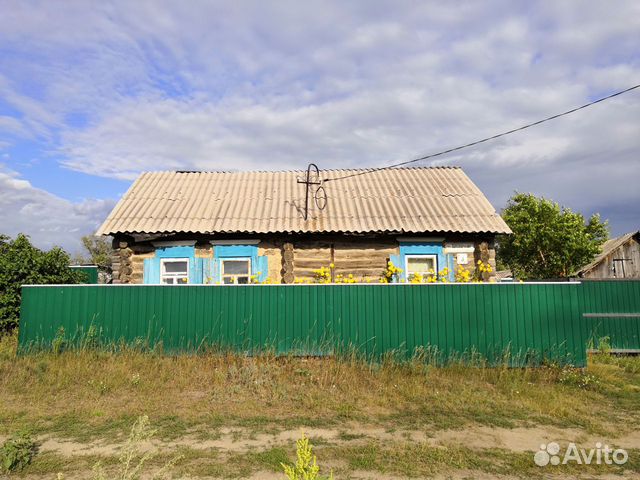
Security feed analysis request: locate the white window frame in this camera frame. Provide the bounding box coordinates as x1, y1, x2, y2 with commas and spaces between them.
405, 254, 438, 283
221, 257, 252, 285
160, 258, 190, 285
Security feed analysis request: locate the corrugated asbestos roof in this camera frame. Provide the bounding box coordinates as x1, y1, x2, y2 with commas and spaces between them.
96, 167, 512, 236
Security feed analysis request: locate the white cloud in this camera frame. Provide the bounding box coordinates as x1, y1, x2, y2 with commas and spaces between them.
0, 168, 115, 253
0, 1, 639, 238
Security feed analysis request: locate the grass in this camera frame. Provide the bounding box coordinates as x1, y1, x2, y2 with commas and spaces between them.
329, 442, 640, 477
1, 332, 640, 478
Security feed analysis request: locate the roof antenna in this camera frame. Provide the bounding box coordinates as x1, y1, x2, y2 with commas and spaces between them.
297, 163, 326, 220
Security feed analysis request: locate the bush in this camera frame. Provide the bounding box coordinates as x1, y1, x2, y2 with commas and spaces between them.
0, 432, 36, 473
0, 233, 84, 334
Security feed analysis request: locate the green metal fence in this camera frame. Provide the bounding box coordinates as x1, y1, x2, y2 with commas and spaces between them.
19, 281, 640, 366
578, 280, 640, 352
69, 265, 99, 284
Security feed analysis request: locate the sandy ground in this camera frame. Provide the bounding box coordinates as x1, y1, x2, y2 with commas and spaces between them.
4, 423, 640, 479
24, 423, 640, 457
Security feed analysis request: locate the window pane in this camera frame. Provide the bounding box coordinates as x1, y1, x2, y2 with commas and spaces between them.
163, 260, 188, 274
223, 260, 249, 275
237, 276, 249, 284
407, 257, 435, 273
162, 278, 174, 285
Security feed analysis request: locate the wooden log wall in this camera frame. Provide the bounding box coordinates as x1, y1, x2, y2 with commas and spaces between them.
282, 242, 295, 284
476, 241, 497, 281
292, 242, 333, 281
258, 241, 282, 282
129, 243, 155, 284
333, 241, 397, 282
115, 236, 499, 284
112, 241, 133, 284
293, 240, 397, 283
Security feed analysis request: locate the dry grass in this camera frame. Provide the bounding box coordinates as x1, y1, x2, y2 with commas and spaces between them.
1, 332, 640, 478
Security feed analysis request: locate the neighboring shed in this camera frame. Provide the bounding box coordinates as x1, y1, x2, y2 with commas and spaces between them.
96, 167, 511, 285
578, 231, 640, 279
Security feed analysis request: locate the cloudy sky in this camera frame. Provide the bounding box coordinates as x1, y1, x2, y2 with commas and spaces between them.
0, 1, 639, 253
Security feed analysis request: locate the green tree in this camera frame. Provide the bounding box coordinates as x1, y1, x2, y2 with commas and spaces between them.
73, 235, 113, 273
497, 193, 608, 279
0, 234, 84, 334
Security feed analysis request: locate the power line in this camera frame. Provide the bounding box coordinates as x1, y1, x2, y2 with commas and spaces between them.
322, 83, 640, 183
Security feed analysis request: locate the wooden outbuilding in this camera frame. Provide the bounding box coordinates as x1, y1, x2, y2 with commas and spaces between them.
578, 231, 640, 279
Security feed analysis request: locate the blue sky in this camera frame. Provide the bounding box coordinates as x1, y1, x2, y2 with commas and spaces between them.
0, 1, 639, 253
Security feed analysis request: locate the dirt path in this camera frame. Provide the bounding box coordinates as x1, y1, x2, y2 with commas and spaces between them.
6, 423, 639, 479
25, 422, 640, 457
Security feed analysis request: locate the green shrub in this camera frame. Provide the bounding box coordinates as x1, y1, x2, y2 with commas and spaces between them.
0, 432, 36, 473
0, 233, 83, 334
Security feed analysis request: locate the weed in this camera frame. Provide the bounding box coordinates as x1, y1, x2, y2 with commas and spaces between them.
88, 378, 110, 395
597, 336, 612, 354
558, 366, 600, 390
130, 373, 141, 387
82, 324, 100, 350
52, 327, 66, 354
282, 431, 333, 480
91, 415, 181, 480
0, 431, 36, 473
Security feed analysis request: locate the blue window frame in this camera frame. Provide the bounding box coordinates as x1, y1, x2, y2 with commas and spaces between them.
143, 242, 268, 285
159, 257, 190, 284
219, 257, 252, 284
211, 243, 268, 284
143, 244, 208, 284
390, 240, 454, 282
404, 254, 438, 282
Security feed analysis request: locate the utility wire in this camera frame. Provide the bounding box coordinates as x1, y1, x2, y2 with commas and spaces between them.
322, 83, 640, 183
